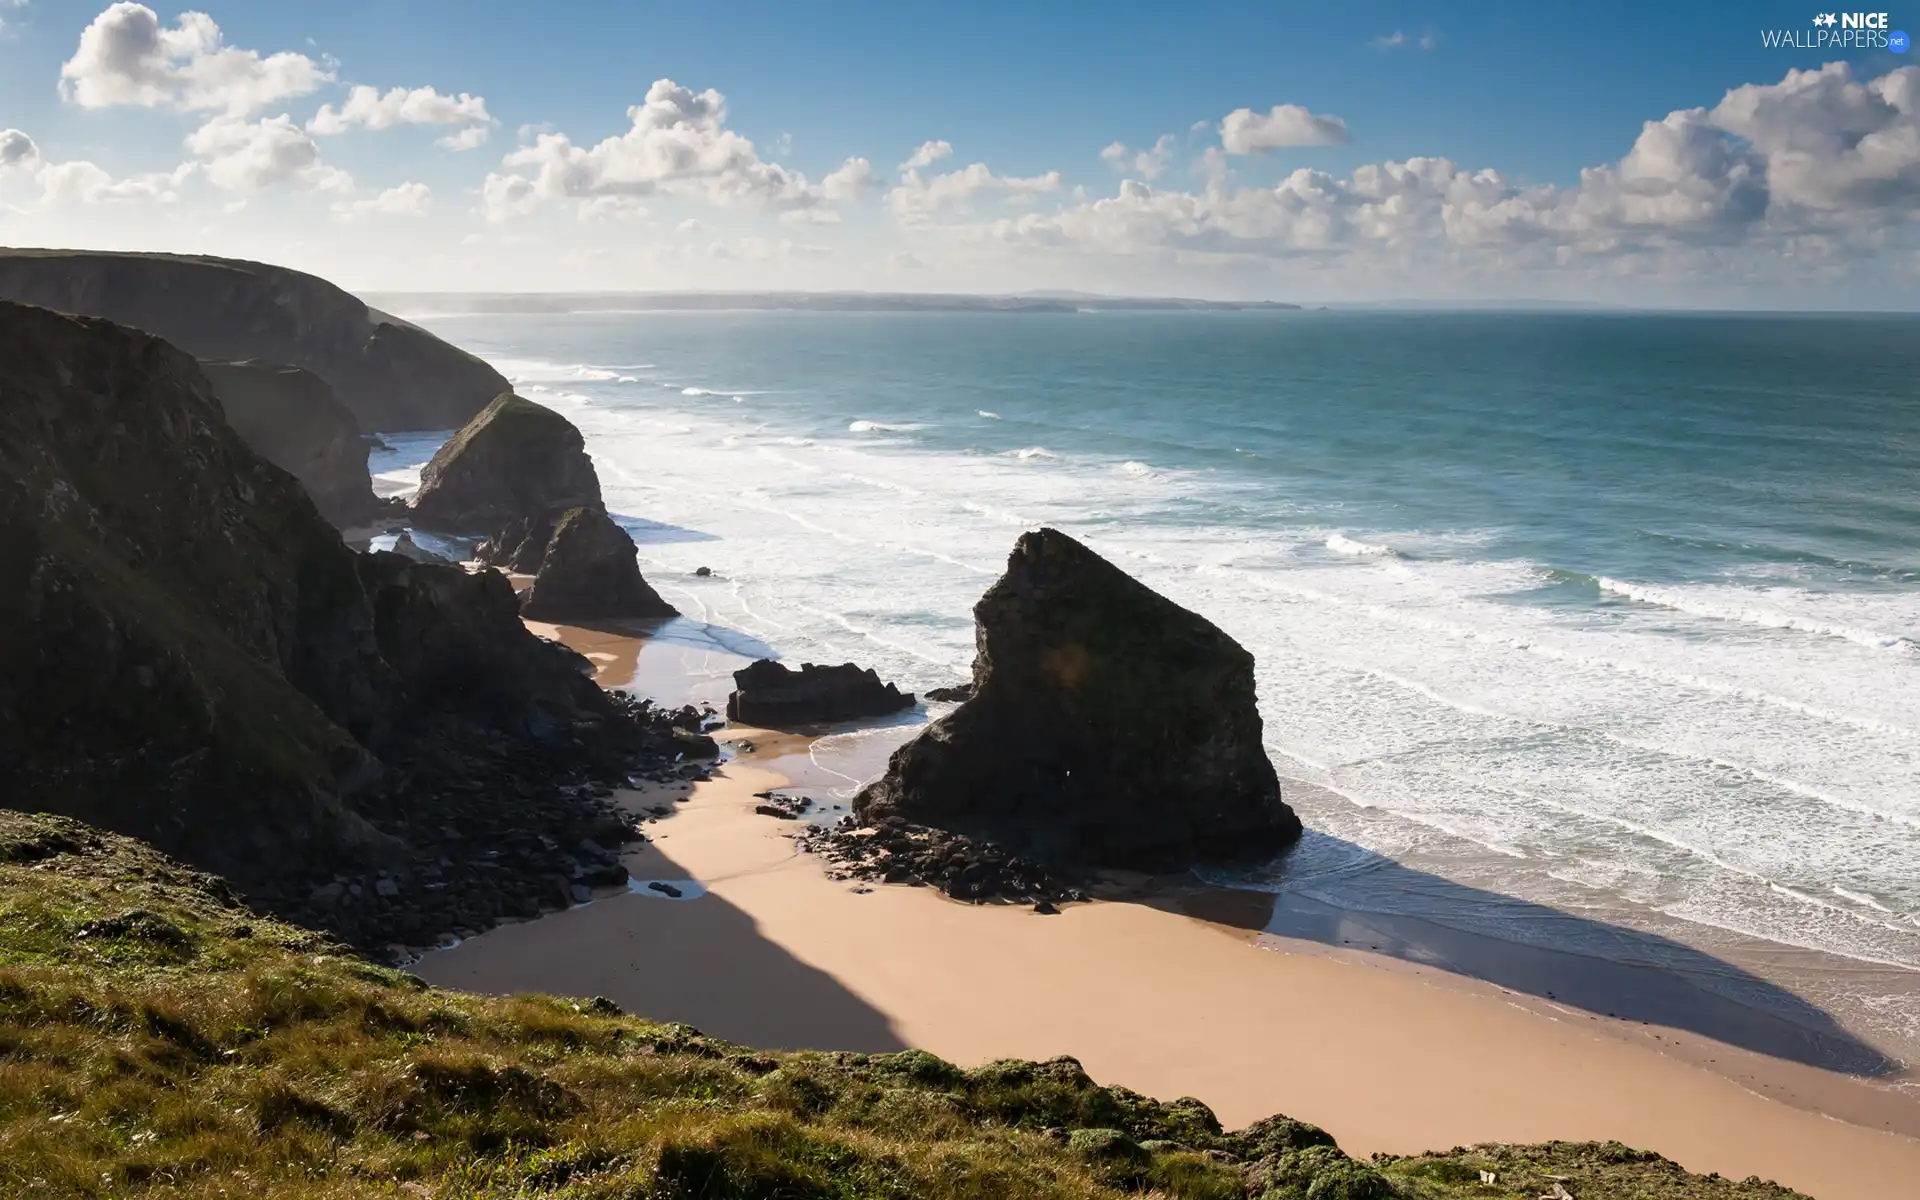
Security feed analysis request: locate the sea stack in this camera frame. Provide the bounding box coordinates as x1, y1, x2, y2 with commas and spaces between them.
520, 507, 676, 622
409, 393, 603, 531
855, 527, 1301, 871
726, 660, 915, 727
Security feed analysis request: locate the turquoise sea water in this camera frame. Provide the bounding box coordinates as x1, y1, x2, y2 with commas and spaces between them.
385, 308, 1920, 1058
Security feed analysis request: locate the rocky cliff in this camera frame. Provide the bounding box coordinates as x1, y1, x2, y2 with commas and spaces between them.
200, 359, 377, 525
0, 249, 508, 431
0, 300, 690, 948
410, 393, 604, 531
856, 528, 1301, 871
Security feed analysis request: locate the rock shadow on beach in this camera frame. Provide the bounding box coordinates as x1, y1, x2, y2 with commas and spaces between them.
1174, 828, 1908, 1081
415, 837, 907, 1055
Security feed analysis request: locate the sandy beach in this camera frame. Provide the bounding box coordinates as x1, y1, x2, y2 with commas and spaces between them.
418, 621, 1920, 1200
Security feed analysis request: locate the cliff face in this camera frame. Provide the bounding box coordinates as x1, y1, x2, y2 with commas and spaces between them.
856, 528, 1301, 871
0, 249, 509, 431
0, 301, 665, 941
200, 359, 377, 525
0, 301, 393, 875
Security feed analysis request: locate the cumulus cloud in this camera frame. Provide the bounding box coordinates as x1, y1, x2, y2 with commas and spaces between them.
490, 78, 827, 217
333, 181, 431, 220
308, 84, 494, 148
185, 114, 347, 192
901, 139, 952, 170
888, 159, 1063, 224
1100, 134, 1177, 180
60, 3, 331, 116
822, 156, 876, 200
1220, 104, 1350, 153
479, 171, 538, 222
896, 63, 1920, 289
38, 159, 193, 205
0, 128, 39, 170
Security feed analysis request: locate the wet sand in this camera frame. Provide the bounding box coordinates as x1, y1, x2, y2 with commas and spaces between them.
418, 620, 1920, 1200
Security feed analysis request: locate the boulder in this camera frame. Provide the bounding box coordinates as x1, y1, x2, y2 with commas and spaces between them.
855, 528, 1300, 871
0, 249, 507, 431
726, 660, 914, 727
410, 394, 603, 531
199, 359, 376, 525
520, 508, 676, 622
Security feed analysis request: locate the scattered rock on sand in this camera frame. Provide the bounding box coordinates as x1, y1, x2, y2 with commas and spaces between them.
410, 393, 603, 531
855, 527, 1302, 872
520, 507, 677, 622
725, 659, 914, 728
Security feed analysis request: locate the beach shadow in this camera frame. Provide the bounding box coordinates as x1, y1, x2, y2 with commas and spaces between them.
420, 836, 907, 1054
1170, 832, 1906, 1079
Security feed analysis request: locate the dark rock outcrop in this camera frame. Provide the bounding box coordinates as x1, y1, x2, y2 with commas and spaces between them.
410, 394, 603, 531
476, 514, 557, 573
199, 359, 376, 525
0, 249, 508, 431
726, 660, 915, 728
855, 528, 1300, 872
924, 682, 974, 702
0, 300, 707, 952
520, 508, 676, 622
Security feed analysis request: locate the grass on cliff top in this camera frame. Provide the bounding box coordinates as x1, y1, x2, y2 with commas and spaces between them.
0, 810, 1812, 1200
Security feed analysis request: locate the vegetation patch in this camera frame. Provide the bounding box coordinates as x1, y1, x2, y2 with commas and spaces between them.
0, 810, 1816, 1199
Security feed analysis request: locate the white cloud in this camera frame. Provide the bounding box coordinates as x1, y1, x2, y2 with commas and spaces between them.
578, 195, 647, 221
822, 155, 876, 200
888, 159, 1063, 224
1220, 104, 1350, 153
901, 139, 952, 170
1371, 30, 1438, 52
332, 181, 431, 220
0, 128, 39, 170
479, 171, 538, 222
0, 0, 27, 33
674, 217, 706, 235
185, 113, 347, 192
1100, 134, 1177, 180
38, 159, 193, 205
60, 3, 331, 116
308, 84, 493, 149
491, 78, 826, 216
894, 63, 1920, 291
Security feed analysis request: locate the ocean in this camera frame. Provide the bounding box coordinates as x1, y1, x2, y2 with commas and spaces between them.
378, 308, 1920, 1067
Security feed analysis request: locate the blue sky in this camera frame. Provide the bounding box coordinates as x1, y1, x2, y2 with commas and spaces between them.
2, 1, 1918, 303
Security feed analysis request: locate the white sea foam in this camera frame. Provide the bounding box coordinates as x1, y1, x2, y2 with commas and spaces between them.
977, 410, 1002, 419
848, 420, 924, 433
1597, 576, 1919, 651
1326, 533, 1394, 557
474, 332, 1920, 1060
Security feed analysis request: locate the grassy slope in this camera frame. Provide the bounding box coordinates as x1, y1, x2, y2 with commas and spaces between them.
0, 811, 1810, 1200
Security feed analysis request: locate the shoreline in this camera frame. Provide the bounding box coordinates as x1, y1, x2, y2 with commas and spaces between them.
412, 617, 1920, 1200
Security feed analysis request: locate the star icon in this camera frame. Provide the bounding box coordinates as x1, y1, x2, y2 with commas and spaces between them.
1813, 12, 1838, 26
